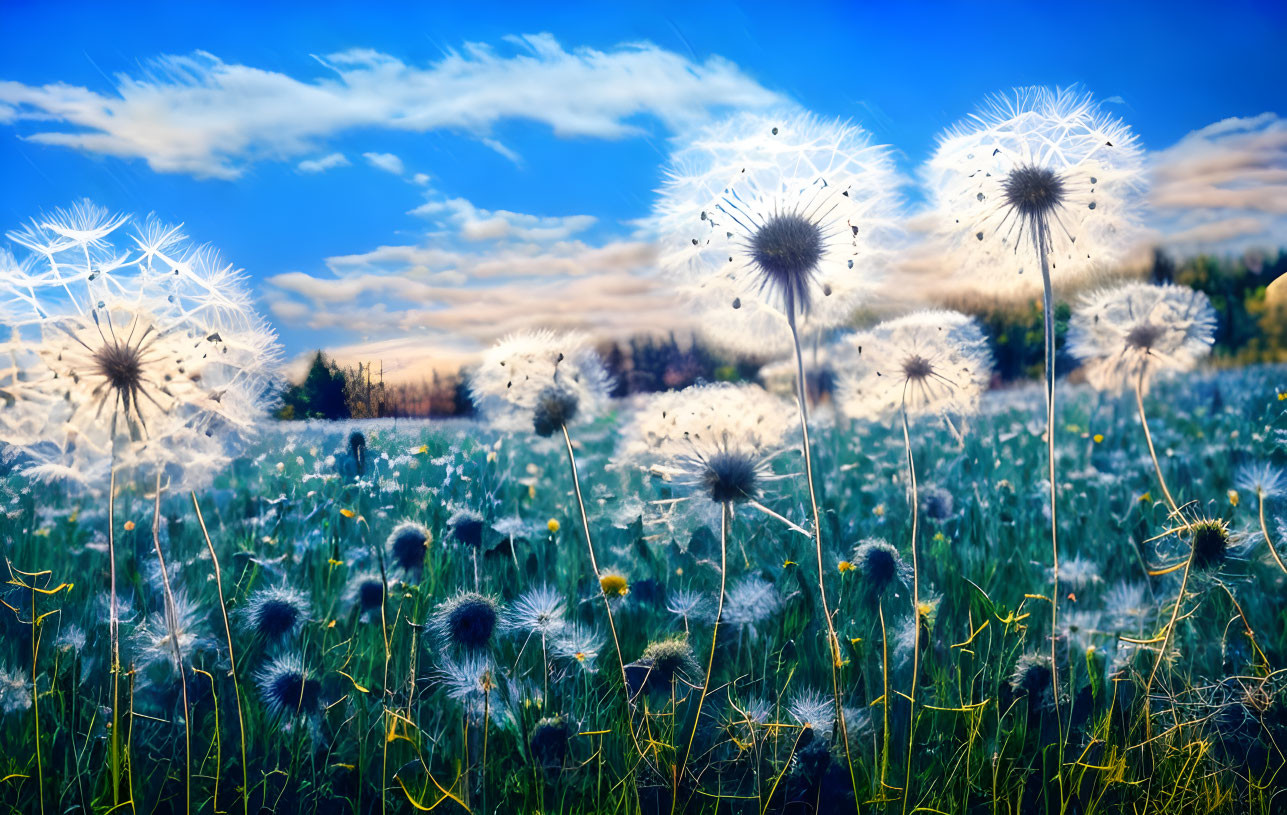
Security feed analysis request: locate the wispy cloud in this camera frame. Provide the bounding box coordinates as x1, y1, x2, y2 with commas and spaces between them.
265, 185, 683, 380
362, 151, 404, 175
296, 152, 350, 173
1149, 113, 1287, 253
0, 33, 783, 179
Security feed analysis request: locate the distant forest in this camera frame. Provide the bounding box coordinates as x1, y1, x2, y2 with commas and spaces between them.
276, 250, 1287, 420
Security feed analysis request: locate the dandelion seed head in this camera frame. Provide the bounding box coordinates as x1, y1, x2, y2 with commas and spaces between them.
1190, 518, 1233, 572
787, 687, 835, 735
616, 382, 795, 466
256, 653, 321, 719
387, 520, 431, 574
1010, 652, 1056, 709
0, 665, 31, 716
509, 586, 566, 637
433, 592, 500, 650
1235, 462, 1285, 499
721, 576, 780, 631
923, 87, 1145, 298
852, 538, 908, 595
239, 585, 310, 642
551, 623, 603, 672
655, 111, 902, 356
835, 310, 992, 420
665, 588, 713, 623
448, 507, 487, 549
0, 203, 281, 492
469, 330, 611, 434
630, 636, 697, 694
1068, 283, 1216, 392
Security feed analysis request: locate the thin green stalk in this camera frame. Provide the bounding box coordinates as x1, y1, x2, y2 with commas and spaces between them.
560, 424, 649, 770
674, 502, 729, 811
879, 600, 891, 798
108, 465, 124, 808
786, 302, 858, 812
30, 575, 44, 815
190, 493, 248, 815
1034, 219, 1067, 806
151, 473, 190, 815
1256, 490, 1287, 574
899, 395, 919, 815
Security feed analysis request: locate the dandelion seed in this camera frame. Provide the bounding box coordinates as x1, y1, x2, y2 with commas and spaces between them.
721, 576, 780, 635
655, 111, 901, 356
1068, 282, 1216, 392
551, 624, 603, 673
834, 310, 992, 421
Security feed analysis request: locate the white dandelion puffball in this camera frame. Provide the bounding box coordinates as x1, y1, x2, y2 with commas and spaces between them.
1067, 282, 1216, 392
923, 87, 1145, 298
0, 202, 282, 491
655, 110, 902, 357
468, 329, 612, 436
615, 382, 796, 466
833, 310, 993, 421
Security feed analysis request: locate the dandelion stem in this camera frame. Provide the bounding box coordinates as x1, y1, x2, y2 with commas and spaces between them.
30, 573, 44, 815
1256, 491, 1287, 574
1034, 219, 1067, 805
560, 424, 648, 769
785, 302, 858, 813
108, 465, 124, 808
1136, 363, 1191, 741
674, 502, 729, 811
879, 600, 890, 796
151, 472, 190, 815
899, 394, 919, 815
190, 492, 249, 815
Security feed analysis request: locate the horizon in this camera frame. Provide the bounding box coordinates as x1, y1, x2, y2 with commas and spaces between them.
2, 0, 1285, 383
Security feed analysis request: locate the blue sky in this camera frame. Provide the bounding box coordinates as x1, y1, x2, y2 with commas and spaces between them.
2, 0, 1284, 379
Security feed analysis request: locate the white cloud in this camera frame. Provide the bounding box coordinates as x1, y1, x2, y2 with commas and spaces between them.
362, 151, 404, 175
0, 33, 783, 179
1149, 113, 1287, 254
296, 152, 349, 173
412, 172, 431, 185
265, 189, 683, 379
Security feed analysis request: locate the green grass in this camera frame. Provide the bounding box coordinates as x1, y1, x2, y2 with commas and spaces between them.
1, 366, 1285, 814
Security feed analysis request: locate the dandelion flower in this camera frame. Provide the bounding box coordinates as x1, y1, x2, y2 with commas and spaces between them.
851, 539, 911, 599
386, 521, 431, 575
508, 586, 567, 638
1236, 462, 1286, 499
468, 330, 612, 435
599, 571, 630, 599
0, 204, 281, 491
256, 653, 322, 719
721, 576, 780, 634
237, 586, 310, 642
1068, 282, 1216, 392
615, 382, 796, 466
627, 636, 698, 696
923, 87, 1145, 297
834, 310, 993, 420
655, 111, 902, 356
432, 592, 501, 651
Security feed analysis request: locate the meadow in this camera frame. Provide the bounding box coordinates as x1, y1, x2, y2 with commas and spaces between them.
1, 363, 1284, 814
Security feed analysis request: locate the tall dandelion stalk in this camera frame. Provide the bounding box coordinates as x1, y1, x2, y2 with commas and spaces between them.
656, 112, 902, 807
925, 88, 1144, 795
1068, 281, 1217, 733
835, 309, 991, 811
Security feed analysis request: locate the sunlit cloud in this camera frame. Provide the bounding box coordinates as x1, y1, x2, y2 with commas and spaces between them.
0, 33, 783, 179
297, 152, 350, 173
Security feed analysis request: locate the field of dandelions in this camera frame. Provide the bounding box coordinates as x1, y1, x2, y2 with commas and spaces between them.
2, 88, 1285, 814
